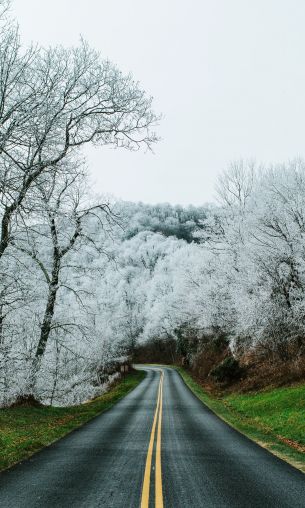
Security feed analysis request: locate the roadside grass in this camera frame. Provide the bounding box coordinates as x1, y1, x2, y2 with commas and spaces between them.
176, 367, 305, 473
0, 370, 145, 472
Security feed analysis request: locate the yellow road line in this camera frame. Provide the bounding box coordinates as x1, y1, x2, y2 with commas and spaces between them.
141, 371, 163, 508
155, 372, 164, 508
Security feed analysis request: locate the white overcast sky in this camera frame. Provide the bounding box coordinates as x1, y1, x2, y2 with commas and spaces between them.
12, 0, 305, 205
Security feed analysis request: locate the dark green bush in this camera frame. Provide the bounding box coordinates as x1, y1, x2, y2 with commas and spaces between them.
210, 356, 243, 383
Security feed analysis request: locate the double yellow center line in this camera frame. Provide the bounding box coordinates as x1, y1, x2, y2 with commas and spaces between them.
140, 370, 164, 508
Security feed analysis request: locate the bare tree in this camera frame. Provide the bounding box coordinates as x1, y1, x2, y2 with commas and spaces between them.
12, 161, 115, 391
0, 3, 159, 403
0, 18, 159, 258
216, 160, 256, 208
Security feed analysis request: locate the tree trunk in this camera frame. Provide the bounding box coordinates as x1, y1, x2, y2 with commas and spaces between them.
28, 255, 60, 393
0, 304, 3, 345
0, 209, 10, 258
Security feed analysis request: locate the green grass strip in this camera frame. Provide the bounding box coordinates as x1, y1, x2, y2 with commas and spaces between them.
175, 366, 305, 473
0, 370, 145, 472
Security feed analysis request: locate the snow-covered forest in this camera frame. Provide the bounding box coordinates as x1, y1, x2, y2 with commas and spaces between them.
123, 161, 305, 388
1, 1, 305, 406
3, 156, 305, 404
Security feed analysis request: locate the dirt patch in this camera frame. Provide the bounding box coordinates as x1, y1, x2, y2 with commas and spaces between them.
277, 436, 305, 454
9, 395, 43, 408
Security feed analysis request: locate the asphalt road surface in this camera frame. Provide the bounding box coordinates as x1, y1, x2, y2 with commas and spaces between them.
0, 366, 304, 507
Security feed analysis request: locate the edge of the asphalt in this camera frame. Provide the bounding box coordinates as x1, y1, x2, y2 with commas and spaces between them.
0, 370, 148, 475
150, 363, 305, 477
177, 366, 305, 476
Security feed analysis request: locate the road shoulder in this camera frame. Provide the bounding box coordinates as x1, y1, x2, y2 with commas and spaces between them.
0, 370, 145, 472
175, 366, 305, 474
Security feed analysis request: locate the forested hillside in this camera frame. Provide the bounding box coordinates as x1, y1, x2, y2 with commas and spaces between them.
130, 160, 305, 390
3, 158, 305, 406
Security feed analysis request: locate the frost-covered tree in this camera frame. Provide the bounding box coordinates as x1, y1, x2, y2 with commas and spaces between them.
0, 2, 159, 406
0, 1, 158, 261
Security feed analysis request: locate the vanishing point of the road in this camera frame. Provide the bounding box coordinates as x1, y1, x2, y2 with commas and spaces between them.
0, 366, 304, 507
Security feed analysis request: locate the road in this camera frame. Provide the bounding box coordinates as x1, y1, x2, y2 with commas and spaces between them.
0, 366, 304, 507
